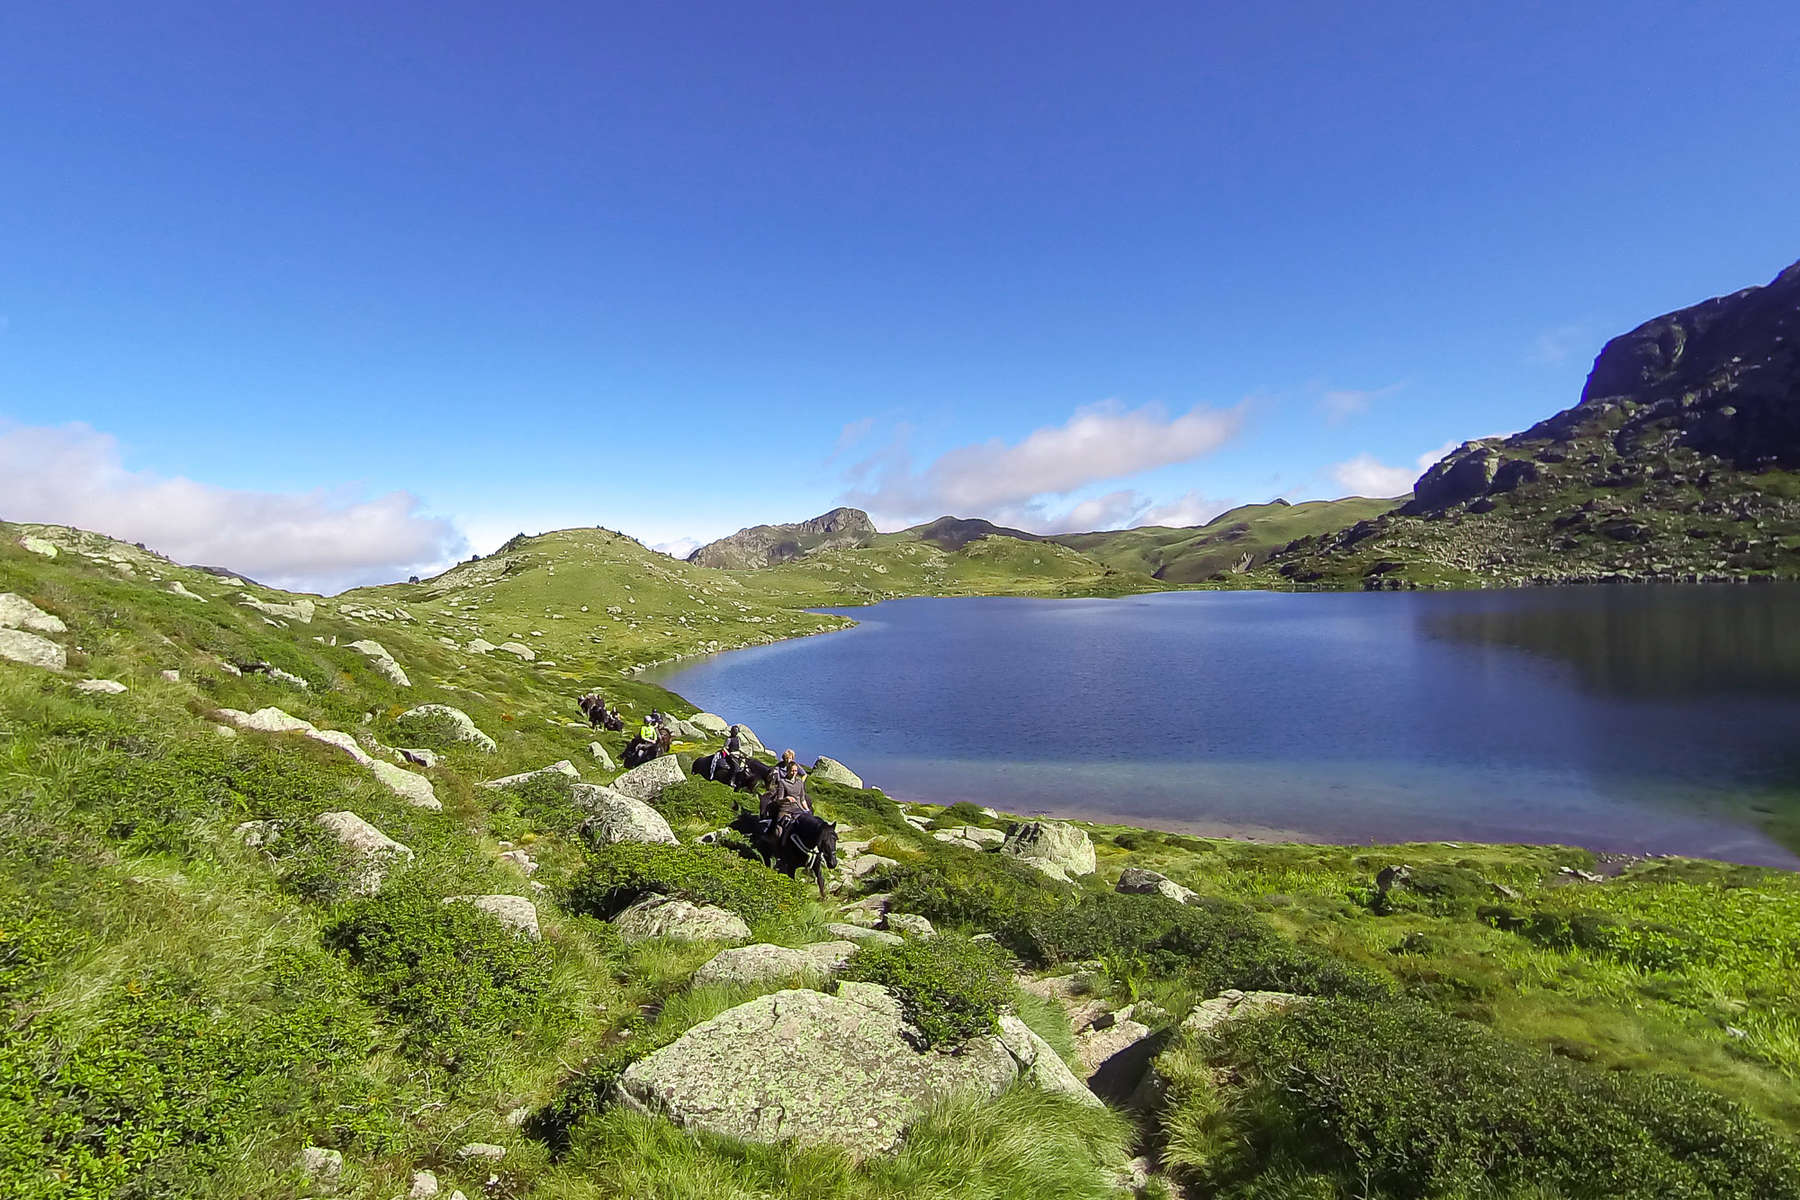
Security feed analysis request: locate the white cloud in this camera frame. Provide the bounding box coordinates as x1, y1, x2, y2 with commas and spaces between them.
1140, 490, 1229, 528
0, 422, 466, 593
842, 399, 1245, 523
653, 537, 701, 560
1528, 323, 1588, 366
1319, 381, 1404, 423
1328, 441, 1462, 498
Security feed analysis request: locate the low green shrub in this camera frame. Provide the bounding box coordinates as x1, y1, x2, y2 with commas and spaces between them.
485, 771, 590, 840
653, 777, 743, 831
1369, 863, 1492, 916
321, 881, 554, 1066
1006, 892, 1382, 1000
808, 779, 911, 834
838, 934, 1013, 1048
1177, 998, 1800, 1200
877, 854, 1065, 932
1484, 904, 1709, 972
390, 708, 474, 751
565, 843, 806, 922
930, 801, 1005, 830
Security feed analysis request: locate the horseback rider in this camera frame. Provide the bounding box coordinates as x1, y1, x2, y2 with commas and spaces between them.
705, 724, 745, 781
638, 711, 661, 745
760, 750, 811, 846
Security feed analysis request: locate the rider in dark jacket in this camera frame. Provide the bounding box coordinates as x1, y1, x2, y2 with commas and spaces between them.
761, 751, 810, 841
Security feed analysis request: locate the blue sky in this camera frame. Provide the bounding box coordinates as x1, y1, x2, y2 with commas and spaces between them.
3, 2, 1797, 589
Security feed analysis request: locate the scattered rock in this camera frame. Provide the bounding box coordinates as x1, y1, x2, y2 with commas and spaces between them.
159, 669, 180, 682
690, 940, 858, 987
844, 854, 898, 880
498, 849, 538, 875
689, 712, 730, 735
496, 640, 536, 661
615, 987, 1097, 1157
589, 741, 616, 769
0, 628, 66, 670
1074, 1012, 1160, 1103
408, 1169, 439, 1199
367, 759, 442, 809
396, 747, 439, 769
478, 760, 580, 789
609, 755, 686, 803
574, 784, 680, 845
314, 811, 414, 895
238, 593, 315, 623
397, 704, 497, 752
825, 922, 902, 947
75, 678, 127, 694
1181, 989, 1311, 1037
467, 637, 497, 654
216, 707, 438, 808
445, 894, 541, 939
612, 895, 751, 944
0, 593, 67, 634
19, 535, 58, 558
883, 913, 936, 938
297, 1145, 342, 1187
733, 725, 767, 755
1115, 867, 1196, 904
457, 1142, 506, 1160
347, 640, 410, 687
1000, 820, 1095, 878
810, 756, 864, 787
167, 580, 207, 602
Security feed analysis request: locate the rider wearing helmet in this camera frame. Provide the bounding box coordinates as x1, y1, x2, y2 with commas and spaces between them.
761, 749, 811, 843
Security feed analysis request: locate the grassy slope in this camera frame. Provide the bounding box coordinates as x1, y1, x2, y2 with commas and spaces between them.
1049, 497, 1399, 583
3, 520, 1797, 1198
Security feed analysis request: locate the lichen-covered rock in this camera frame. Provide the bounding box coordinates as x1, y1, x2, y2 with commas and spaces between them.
348, 640, 410, 687
615, 987, 1095, 1157
496, 640, 536, 661
397, 704, 497, 752
238, 593, 315, 623
809, 756, 863, 787
588, 741, 616, 769
612, 895, 750, 944
367, 759, 441, 809
689, 940, 858, 987
883, 913, 936, 938
467, 637, 497, 655
478, 760, 580, 789
1116, 867, 1196, 904
19, 536, 58, 558
0, 593, 67, 634
76, 679, 128, 694
1181, 989, 1311, 1037
0, 628, 65, 670
297, 1145, 342, 1186
609, 754, 686, 803
167, 580, 206, 602
825, 922, 902, 947
1001, 820, 1095, 878
689, 712, 730, 736
444, 894, 541, 939
314, 811, 412, 895
574, 784, 678, 845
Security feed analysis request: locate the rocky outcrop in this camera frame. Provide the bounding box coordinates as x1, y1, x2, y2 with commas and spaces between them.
444, 894, 541, 939
689, 712, 730, 736
574, 784, 679, 846
314, 811, 413, 895
612, 895, 751, 944
238, 593, 315, 623
348, 640, 410, 687
688, 507, 877, 570
614, 985, 1095, 1156
0, 593, 67, 634
478, 761, 580, 789
1181, 989, 1311, 1037
217, 706, 440, 808
0, 629, 65, 670
810, 756, 863, 787
1116, 867, 1196, 904
1001, 820, 1095, 881
608, 755, 686, 803
689, 941, 858, 987
396, 704, 496, 752
18, 535, 57, 558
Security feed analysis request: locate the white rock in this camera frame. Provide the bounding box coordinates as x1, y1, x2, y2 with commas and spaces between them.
457, 1142, 506, 1160
315, 811, 413, 895
0, 629, 65, 670
810, 756, 864, 788
825, 922, 903, 947
445, 894, 541, 939
238, 593, 315, 623
573, 784, 678, 845
19, 536, 58, 558
496, 640, 536, 661
689, 712, 730, 736
408, 1169, 440, 1199
883, 913, 936, 938
1000, 820, 1096, 878
76, 679, 127, 694
368, 759, 441, 809
588, 741, 616, 769
348, 640, 410, 687
160, 669, 180, 682
297, 1145, 341, 1184
612, 895, 750, 944
1116, 867, 1196, 904
167, 581, 207, 602
395, 747, 439, 769
691, 940, 859, 987
467, 637, 497, 654
609, 755, 686, 803
478, 760, 580, 789
396, 704, 497, 752
0, 593, 67, 634
499, 849, 538, 875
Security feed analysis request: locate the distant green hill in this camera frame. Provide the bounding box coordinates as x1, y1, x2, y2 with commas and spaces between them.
1048, 497, 1400, 583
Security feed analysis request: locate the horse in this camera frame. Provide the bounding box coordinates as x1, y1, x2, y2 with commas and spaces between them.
729, 805, 839, 899
690, 751, 773, 794
578, 692, 626, 732
621, 728, 673, 768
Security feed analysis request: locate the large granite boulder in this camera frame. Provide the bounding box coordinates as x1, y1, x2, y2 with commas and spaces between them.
348, 639, 410, 687
574, 784, 678, 846
609, 755, 686, 803
315, 811, 413, 895
1001, 820, 1095, 879
689, 712, 730, 736
810, 756, 864, 787
0, 628, 65, 670
614, 985, 1095, 1157
1116, 867, 1196, 904
612, 895, 750, 944
397, 704, 497, 752
0, 593, 67, 634
689, 941, 858, 988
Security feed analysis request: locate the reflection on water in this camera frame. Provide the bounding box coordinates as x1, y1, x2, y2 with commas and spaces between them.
653, 588, 1800, 867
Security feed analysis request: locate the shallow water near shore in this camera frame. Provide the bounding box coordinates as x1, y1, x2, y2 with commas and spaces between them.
652, 587, 1800, 867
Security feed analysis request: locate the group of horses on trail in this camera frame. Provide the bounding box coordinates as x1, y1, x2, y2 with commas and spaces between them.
577, 691, 840, 897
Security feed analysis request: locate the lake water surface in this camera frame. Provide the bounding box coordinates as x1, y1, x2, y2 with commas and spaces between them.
652, 588, 1800, 867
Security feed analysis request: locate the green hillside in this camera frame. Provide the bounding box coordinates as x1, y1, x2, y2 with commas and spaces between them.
1049, 497, 1400, 583
3, 519, 1799, 1199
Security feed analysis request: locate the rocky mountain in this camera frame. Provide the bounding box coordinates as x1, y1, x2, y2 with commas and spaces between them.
687, 506, 877, 569
903, 515, 1044, 551
1264, 260, 1800, 588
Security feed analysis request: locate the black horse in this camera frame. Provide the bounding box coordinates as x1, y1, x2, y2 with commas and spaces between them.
729, 805, 839, 899
690, 751, 774, 794
621, 728, 672, 768
577, 692, 625, 732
